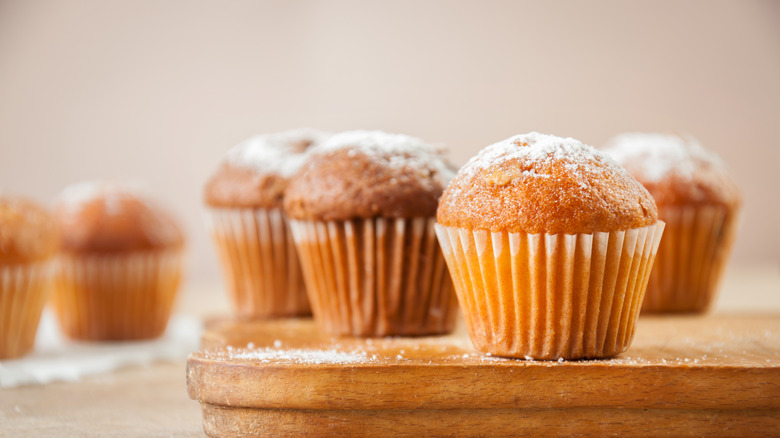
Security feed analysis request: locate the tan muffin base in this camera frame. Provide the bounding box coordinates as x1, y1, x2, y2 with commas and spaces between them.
0, 261, 54, 359
642, 205, 739, 313
51, 251, 183, 341
290, 217, 457, 337
208, 208, 309, 319
436, 223, 664, 360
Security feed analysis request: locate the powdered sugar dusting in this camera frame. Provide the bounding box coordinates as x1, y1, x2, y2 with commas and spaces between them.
227, 128, 330, 177
312, 130, 455, 186
57, 181, 145, 214
602, 133, 726, 182
461, 132, 621, 179
438, 132, 659, 234
451, 131, 638, 200
206, 345, 375, 365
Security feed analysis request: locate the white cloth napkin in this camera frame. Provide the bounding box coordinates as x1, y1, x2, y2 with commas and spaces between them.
0, 310, 202, 388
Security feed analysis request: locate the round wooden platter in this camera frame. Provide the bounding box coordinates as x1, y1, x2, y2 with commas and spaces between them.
187, 314, 780, 437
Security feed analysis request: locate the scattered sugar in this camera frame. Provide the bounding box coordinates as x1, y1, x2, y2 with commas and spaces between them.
602, 133, 726, 182
557, 357, 564, 363
226, 128, 330, 177
207, 346, 374, 365
604, 356, 654, 365
311, 130, 455, 187
273, 340, 282, 348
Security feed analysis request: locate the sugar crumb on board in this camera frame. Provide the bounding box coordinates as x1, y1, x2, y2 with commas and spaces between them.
205, 345, 376, 365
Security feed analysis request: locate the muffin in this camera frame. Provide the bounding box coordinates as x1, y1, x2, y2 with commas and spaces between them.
204, 128, 329, 319
436, 132, 664, 360
603, 133, 741, 313
0, 196, 58, 358
51, 182, 185, 341
284, 130, 458, 337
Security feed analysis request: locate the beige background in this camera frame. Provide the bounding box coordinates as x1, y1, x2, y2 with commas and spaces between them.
1, 0, 778, 289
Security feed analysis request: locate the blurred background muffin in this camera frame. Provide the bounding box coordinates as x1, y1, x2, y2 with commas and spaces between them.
604, 133, 741, 313
52, 182, 185, 341
437, 132, 664, 360
0, 195, 59, 358
203, 128, 329, 320
284, 130, 458, 337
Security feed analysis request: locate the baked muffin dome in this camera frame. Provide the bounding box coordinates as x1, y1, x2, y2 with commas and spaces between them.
284, 130, 455, 221
437, 132, 658, 234
603, 133, 741, 314
0, 196, 59, 264
55, 182, 184, 254
602, 133, 740, 207
204, 128, 330, 209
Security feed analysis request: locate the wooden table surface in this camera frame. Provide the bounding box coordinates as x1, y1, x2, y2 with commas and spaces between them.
4, 362, 202, 437
3, 264, 779, 437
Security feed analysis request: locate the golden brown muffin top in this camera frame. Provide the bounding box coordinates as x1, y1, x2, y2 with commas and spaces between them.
55, 182, 184, 254
603, 133, 741, 208
0, 196, 59, 265
204, 128, 331, 209
284, 130, 455, 221
437, 132, 658, 234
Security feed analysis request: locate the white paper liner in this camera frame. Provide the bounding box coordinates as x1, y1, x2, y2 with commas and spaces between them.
52, 251, 183, 341
0, 261, 55, 359
207, 208, 309, 319
642, 205, 739, 313
289, 217, 457, 337
435, 222, 664, 360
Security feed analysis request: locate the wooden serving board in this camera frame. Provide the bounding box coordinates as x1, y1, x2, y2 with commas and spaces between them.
187, 315, 780, 437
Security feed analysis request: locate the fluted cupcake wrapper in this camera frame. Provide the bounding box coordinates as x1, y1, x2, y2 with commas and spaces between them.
435, 222, 664, 360
289, 218, 457, 337
52, 251, 183, 341
0, 261, 55, 359
642, 205, 739, 314
206, 208, 309, 319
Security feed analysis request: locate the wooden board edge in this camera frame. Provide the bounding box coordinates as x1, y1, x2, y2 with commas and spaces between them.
199, 403, 780, 438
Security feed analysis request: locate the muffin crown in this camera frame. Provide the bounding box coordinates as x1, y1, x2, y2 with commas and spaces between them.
204, 128, 330, 209
56, 182, 184, 254
284, 130, 455, 221
603, 133, 741, 207
437, 132, 658, 234
0, 196, 59, 264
